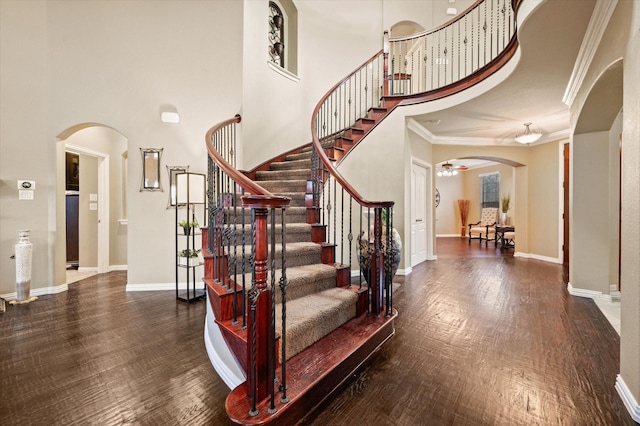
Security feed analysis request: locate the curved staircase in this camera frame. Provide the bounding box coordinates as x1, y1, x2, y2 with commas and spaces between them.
203, 1, 520, 423
204, 141, 396, 425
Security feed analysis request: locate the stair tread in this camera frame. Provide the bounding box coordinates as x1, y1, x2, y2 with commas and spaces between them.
275, 287, 358, 360
238, 263, 338, 303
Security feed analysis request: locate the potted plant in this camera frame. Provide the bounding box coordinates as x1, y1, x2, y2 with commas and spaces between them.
179, 219, 199, 235
178, 248, 201, 265
500, 194, 510, 225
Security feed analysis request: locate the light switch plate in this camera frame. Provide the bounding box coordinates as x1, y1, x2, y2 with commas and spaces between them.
90, 203, 98, 211
19, 190, 34, 200
90, 193, 98, 201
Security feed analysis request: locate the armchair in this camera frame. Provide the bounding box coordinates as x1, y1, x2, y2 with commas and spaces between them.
468, 208, 498, 246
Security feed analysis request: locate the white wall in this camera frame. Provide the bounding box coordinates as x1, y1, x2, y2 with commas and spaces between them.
0, 1, 244, 293
0, 1, 50, 294
242, 0, 384, 170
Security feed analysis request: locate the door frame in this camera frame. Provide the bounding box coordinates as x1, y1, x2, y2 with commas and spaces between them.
65, 143, 110, 273
411, 157, 434, 265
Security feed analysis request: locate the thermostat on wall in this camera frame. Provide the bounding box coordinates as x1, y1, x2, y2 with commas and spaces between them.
17, 180, 36, 190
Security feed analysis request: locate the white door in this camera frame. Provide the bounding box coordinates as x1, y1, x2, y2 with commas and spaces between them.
411, 163, 428, 266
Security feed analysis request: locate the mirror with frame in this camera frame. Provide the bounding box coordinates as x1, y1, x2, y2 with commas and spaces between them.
166, 165, 189, 207
140, 148, 163, 191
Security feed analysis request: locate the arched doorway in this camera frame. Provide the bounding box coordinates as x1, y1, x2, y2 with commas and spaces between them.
56, 124, 128, 283
570, 60, 623, 299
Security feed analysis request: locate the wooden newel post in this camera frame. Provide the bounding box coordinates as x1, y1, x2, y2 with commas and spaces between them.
242, 195, 290, 411
245, 205, 273, 404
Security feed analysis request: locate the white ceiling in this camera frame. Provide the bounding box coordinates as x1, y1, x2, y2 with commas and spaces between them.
410, 0, 597, 147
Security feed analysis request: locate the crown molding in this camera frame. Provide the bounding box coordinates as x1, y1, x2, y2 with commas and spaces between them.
407, 118, 569, 147
563, 0, 618, 106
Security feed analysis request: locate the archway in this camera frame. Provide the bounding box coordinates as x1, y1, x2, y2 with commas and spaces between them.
56, 123, 128, 283
570, 59, 623, 299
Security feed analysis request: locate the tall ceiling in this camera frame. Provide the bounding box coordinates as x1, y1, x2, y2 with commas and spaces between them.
410, 0, 597, 147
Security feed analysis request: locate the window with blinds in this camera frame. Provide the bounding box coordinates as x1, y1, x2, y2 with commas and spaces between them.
480, 172, 500, 209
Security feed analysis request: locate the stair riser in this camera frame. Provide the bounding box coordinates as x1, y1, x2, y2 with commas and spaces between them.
220, 229, 311, 244
223, 209, 308, 225
270, 159, 312, 170
228, 250, 322, 271
258, 180, 308, 193
285, 151, 312, 162
256, 170, 310, 181
219, 192, 307, 208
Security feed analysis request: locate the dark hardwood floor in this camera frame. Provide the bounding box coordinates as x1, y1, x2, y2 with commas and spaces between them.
0, 238, 632, 425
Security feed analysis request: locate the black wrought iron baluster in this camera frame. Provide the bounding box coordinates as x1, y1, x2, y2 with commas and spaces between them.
359, 204, 363, 291
364, 56, 369, 114
226, 172, 233, 291
476, 6, 480, 72
340, 187, 344, 265
366, 207, 371, 315
348, 197, 353, 271
241, 187, 247, 329
232, 181, 239, 325
215, 161, 222, 283
279, 206, 289, 404
443, 28, 448, 87
333, 177, 337, 248
385, 206, 393, 318
208, 157, 214, 256
268, 208, 277, 414
326, 176, 331, 245
431, 42, 435, 90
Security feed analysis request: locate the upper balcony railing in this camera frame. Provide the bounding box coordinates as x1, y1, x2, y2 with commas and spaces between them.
387, 0, 517, 98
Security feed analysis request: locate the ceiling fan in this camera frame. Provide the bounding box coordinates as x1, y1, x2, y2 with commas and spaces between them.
437, 161, 468, 177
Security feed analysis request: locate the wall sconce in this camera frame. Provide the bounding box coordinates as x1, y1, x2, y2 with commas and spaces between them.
160, 104, 180, 124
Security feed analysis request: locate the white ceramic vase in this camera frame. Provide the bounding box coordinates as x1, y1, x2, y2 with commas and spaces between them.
15, 229, 33, 302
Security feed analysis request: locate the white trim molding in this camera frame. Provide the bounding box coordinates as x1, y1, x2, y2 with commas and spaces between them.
616, 375, 640, 423
567, 282, 612, 302
563, 0, 619, 106
1, 283, 69, 300
109, 265, 128, 271
513, 252, 563, 264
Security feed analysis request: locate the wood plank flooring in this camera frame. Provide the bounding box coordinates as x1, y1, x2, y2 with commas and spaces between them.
0, 238, 633, 425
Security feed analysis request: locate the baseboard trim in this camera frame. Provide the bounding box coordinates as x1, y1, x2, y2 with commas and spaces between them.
109, 265, 128, 271
397, 267, 411, 276
436, 234, 464, 238
513, 251, 563, 264
1, 283, 69, 300
567, 283, 612, 302
125, 282, 200, 292
77, 266, 98, 273
616, 375, 640, 423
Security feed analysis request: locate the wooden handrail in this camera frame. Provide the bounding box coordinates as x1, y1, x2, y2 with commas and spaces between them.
205, 114, 289, 208
310, 54, 394, 210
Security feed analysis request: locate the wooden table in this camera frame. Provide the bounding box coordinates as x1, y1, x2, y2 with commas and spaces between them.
495, 225, 515, 248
